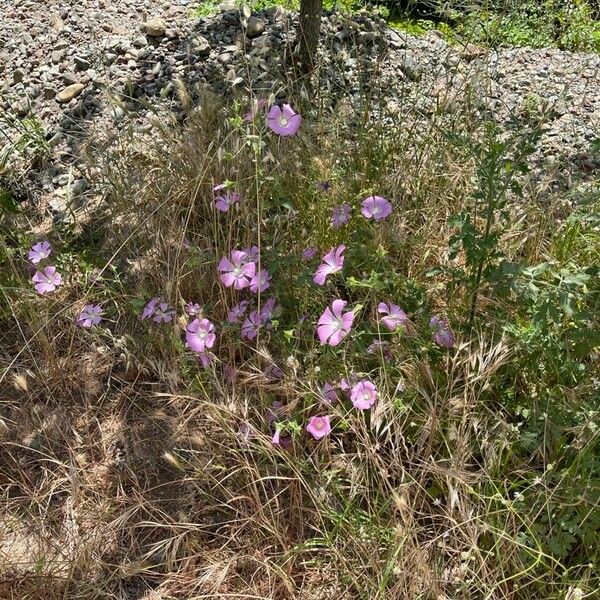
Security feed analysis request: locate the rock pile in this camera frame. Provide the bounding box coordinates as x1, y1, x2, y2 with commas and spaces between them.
0, 0, 598, 208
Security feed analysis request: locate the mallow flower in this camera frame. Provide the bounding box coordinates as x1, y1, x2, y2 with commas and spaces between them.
378, 302, 408, 331
331, 203, 352, 228
266, 103, 301, 136
430, 316, 455, 348
185, 302, 202, 317
32, 266, 62, 294
218, 250, 256, 289
302, 247, 317, 261
317, 299, 354, 346
313, 245, 345, 286
28, 241, 52, 264
213, 184, 240, 212
250, 268, 271, 293
241, 310, 262, 341
141, 297, 159, 319
228, 300, 249, 323
76, 304, 103, 328
153, 303, 176, 324
361, 195, 392, 221
306, 416, 332, 440
186, 318, 216, 353
350, 379, 377, 410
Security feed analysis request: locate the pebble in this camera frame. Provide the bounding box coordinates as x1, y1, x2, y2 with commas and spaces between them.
56, 82, 85, 103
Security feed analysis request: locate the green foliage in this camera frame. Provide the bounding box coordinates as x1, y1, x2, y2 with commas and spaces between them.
455, 0, 600, 52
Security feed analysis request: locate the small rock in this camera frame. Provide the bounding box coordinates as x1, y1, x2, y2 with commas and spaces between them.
57, 83, 85, 103
132, 35, 147, 48
51, 50, 65, 64
13, 68, 25, 84
74, 55, 91, 70
142, 17, 167, 37
246, 16, 265, 38
192, 34, 211, 56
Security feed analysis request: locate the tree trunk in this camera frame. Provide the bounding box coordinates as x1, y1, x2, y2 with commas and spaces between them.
296, 0, 322, 74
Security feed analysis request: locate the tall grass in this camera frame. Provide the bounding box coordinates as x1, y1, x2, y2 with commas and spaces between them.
1, 17, 599, 600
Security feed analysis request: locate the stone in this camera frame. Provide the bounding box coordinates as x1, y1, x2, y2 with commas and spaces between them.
74, 55, 91, 70
192, 35, 211, 56
57, 83, 85, 103
246, 16, 265, 38
142, 17, 167, 37
13, 68, 25, 84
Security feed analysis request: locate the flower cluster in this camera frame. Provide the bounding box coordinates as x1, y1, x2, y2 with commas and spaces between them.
28, 241, 63, 296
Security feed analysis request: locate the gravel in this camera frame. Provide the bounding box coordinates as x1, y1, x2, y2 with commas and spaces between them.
0, 0, 598, 208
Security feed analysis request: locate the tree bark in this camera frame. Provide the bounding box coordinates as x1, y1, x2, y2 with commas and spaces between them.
296, 0, 323, 74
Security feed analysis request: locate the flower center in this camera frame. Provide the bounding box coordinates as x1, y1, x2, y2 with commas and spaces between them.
233, 267, 241, 276
198, 331, 207, 340
280, 117, 288, 126
363, 393, 371, 401
315, 420, 324, 430
372, 206, 380, 214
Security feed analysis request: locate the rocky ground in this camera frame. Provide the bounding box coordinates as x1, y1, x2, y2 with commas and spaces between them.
0, 0, 599, 215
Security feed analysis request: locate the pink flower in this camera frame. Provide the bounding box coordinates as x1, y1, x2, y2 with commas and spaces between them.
186, 318, 216, 352
313, 245, 345, 286
350, 379, 377, 410
32, 265, 62, 294
306, 416, 332, 440
153, 302, 176, 323
302, 247, 317, 261
28, 241, 52, 264
331, 203, 352, 228
266, 104, 301, 136
242, 246, 260, 263
241, 310, 262, 341
317, 299, 354, 346
259, 297, 277, 322
361, 196, 392, 221
243, 97, 267, 122
214, 184, 241, 212
198, 352, 214, 368
378, 302, 408, 331
185, 302, 202, 316
321, 383, 338, 404
250, 268, 271, 293
218, 250, 256, 289
76, 304, 103, 328
141, 297, 159, 319
228, 300, 249, 323
430, 316, 455, 348
271, 428, 282, 445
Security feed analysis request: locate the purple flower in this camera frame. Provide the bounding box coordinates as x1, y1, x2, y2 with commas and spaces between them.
267, 400, 284, 426
259, 298, 277, 322
242, 246, 260, 263
350, 379, 377, 410
243, 97, 267, 122
331, 203, 352, 228
321, 383, 338, 404
313, 244, 345, 286
265, 363, 284, 381
378, 302, 408, 331
306, 416, 332, 440
367, 340, 392, 362
141, 297, 159, 319
76, 304, 103, 328
198, 352, 214, 368
32, 265, 62, 294
266, 104, 301, 136
186, 318, 216, 353
241, 310, 262, 341
218, 250, 256, 289
430, 316, 455, 348
214, 184, 241, 212
317, 299, 354, 346
250, 268, 271, 293
153, 302, 176, 323
185, 302, 202, 316
361, 196, 392, 221
271, 428, 282, 446
228, 300, 249, 323
302, 247, 317, 261
28, 241, 52, 264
